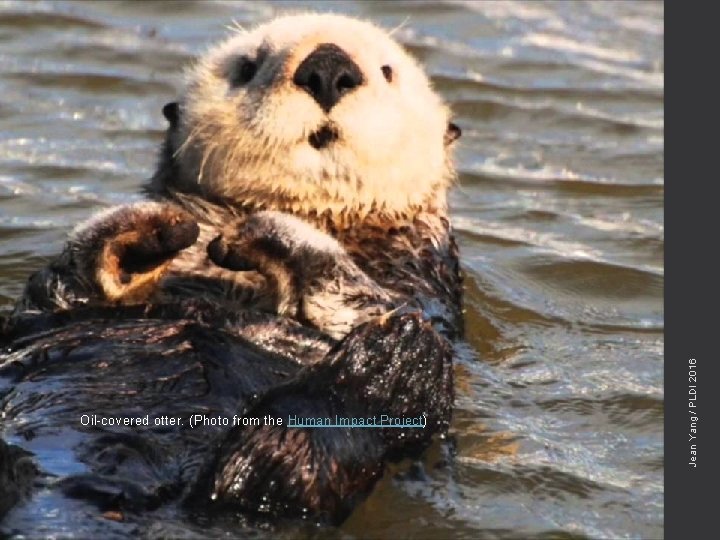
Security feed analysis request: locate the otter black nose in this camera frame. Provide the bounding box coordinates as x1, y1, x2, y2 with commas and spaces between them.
293, 43, 363, 113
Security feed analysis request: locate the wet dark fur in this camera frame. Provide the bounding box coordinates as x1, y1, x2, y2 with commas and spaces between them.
1, 73, 462, 536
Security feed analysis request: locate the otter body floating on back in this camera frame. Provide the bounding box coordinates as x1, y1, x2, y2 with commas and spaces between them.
0, 13, 462, 532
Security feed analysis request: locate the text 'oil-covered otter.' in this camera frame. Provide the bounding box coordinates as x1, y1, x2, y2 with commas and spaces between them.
0, 13, 462, 533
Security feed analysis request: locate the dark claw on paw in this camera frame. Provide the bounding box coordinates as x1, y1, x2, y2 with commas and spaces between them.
207, 236, 256, 272
126, 219, 199, 259
118, 215, 199, 276
157, 220, 200, 254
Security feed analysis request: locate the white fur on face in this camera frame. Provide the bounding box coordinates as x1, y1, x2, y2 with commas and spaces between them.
176, 13, 454, 215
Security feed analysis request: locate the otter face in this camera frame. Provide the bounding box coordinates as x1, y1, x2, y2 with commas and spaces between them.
170, 13, 458, 215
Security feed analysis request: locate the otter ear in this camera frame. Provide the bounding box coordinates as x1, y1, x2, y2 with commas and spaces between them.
444, 122, 461, 146
162, 102, 180, 127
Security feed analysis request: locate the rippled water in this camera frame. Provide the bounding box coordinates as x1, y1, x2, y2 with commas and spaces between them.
0, 1, 663, 538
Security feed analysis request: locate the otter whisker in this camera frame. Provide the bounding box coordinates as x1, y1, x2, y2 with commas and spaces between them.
226, 19, 247, 34
198, 141, 220, 183
175, 123, 208, 158
389, 16, 411, 36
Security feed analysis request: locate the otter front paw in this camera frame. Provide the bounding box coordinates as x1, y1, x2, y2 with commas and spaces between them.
73, 202, 199, 303
207, 211, 393, 337
207, 211, 342, 316
207, 211, 341, 270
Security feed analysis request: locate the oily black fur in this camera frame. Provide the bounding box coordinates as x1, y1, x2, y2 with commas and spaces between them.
191, 312, 452, 522
1, 203, 460, 530
1, 299, 451, 530
0, 200, 460, 532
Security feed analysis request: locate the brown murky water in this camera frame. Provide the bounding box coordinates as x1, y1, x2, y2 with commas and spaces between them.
0, 1, 663, 538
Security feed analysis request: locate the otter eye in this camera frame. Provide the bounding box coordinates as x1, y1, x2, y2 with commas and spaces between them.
381, 65, 393, 82
232, 58, 257, 86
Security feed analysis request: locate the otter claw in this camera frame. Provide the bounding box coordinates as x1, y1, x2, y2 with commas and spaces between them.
123, 219, 199, 260
156, 220, 200, 254
207, 235, 256, 272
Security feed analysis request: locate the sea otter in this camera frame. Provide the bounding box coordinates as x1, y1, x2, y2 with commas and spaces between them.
0, 13, 462, 532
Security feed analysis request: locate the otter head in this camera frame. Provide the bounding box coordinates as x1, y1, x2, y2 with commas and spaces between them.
160, 13, 460, 217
